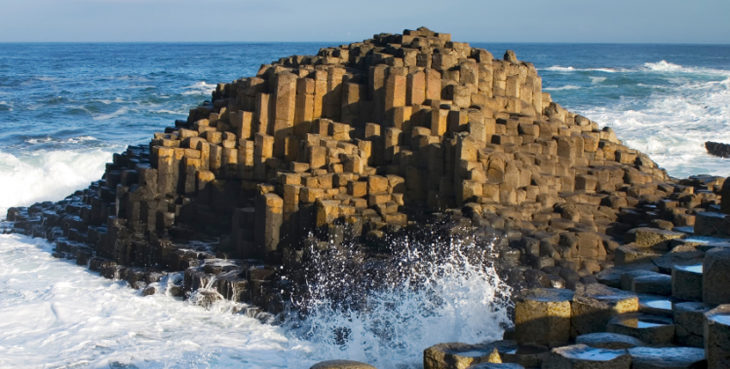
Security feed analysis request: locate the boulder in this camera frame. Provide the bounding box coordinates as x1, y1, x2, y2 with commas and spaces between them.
705, 141, 730, 158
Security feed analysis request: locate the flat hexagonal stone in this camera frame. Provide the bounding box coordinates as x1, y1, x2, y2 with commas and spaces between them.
424, 342, 508, 369
628, 227, 685, 250
310, 360, 377, 369
543, 344, 630, 369
627, 346, 705, 369
606, 314, 675, 345
705, 304, 730, 369
576, 332, 644, 349
638, 294, 673, 317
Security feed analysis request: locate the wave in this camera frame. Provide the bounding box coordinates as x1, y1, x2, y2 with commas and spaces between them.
182, 81, 217, 96
0, 234, 316, 369
0, 148, 114, 216
0, 101, 11, 111
590, 76, 607, 84
577, 74, 730, 178
25, 136, 99, 145
287, 235, 511, 369
543, 65, 619, 73
544, 85, 582, 91
92, 107, 129, 121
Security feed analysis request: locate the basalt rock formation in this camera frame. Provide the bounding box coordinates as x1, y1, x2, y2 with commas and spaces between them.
6, 28, 730, 318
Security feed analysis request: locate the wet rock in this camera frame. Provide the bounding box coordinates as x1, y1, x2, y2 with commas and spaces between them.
628, 346, 706, 369
606, 313, 675, 345
514, 288, 573, 347
705, 304, 730, 369
142, 286, 156, 296
424, 342, 503, 369
310, 360, 377, 369
575, 332, 644, 349
705, 141, 730, 158
542, 344, 630, 369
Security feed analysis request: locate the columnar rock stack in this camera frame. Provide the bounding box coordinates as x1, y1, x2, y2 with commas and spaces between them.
76, 27, 673, 267
6, 27, 728, 314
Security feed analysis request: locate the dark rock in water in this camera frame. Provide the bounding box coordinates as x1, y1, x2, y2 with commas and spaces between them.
705, 141, 730, 158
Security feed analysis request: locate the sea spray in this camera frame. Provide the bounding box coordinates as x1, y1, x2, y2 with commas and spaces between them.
285, 230, 513, 369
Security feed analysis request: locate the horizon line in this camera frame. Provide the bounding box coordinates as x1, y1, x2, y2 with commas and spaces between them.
1, 40, 729, 46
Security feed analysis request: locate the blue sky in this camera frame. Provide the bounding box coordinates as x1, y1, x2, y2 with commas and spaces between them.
1, 0, 729, 43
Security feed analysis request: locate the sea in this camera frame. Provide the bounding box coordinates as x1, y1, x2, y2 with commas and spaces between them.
0, 42, 728, 368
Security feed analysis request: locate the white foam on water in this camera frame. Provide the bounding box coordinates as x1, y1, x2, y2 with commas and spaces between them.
579, 75, 730, 178
642, 60, 730, 77
182, 81, 216, 96
544, 85, 582, 91
92, 107, 130, 121
0, 148, 114, 216
288, 236, 512, 369
590, 76, 607, 84
0, 234, 316, 369
543, 65, 619, 73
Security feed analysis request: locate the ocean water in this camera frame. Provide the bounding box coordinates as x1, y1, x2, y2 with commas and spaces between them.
0, 42, 729, 368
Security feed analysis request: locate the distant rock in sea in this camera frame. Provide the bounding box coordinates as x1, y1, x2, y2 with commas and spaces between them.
705, 141, 730, 158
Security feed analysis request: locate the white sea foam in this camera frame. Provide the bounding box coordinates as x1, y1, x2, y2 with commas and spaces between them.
92, 107, 130, 121
288, 236, 512, 369
543, 65, 619, 73
0, 148, 114, 216
544, 85, 582, 91
25, 136, 99, 145
579, 76, 730, 178
590, 76, 607, 84
0, 234, 316, 369
182, 81, 217, 96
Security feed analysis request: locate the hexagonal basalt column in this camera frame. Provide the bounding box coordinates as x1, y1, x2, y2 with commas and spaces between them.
705, 304, 730, 369
703, 248, 730, 305
514, 288, 574, 347
571, 284, 638, 338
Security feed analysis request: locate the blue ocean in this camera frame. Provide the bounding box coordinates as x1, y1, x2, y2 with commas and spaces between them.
0, 42, 728, 368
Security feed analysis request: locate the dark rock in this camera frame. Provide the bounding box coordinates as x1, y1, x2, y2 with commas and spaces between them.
705, 141, 730, 158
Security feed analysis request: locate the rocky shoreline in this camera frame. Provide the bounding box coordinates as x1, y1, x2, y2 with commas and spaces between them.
5, 27, 730, 368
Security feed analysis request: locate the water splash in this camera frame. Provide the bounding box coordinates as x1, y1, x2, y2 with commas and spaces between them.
285, 231, 513, 369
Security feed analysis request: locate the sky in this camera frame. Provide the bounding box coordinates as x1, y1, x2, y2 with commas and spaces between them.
0, 0, 729, 43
